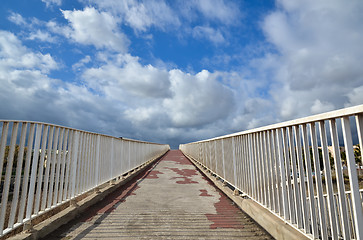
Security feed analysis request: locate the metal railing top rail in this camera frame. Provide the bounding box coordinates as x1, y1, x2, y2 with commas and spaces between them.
183, 104, 363, 144
0, 119, 167, 145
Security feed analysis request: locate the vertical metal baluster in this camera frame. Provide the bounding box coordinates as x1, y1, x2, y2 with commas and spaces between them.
0, 122, 18, 232
9, 122, 27, 227
255, 133, 262, 203
232, 137, 237, 187
276, 128, 289, 220
18, 123, 35, 223
214, 141, 218, 179
26, 124, 43, 220
268, 130, 277, 212
70, 131, 79, 199
80, 133, 88, 193
95, 135, 100, 188
0, 122, 10, 191
58, 129, 69, 202
318, 121, 338, 240
244, 135, 250, 195
310, 123, 328, 240
263, 131, 272, 209
41, 126, 54, 211
241, 136, 247, 192
248, 134, 255, 199
47, 127, 60, 208
282, 128, 294, 222
221, 139, 226, 180
259, 132, 267, 206
128, 141, 131, 172
75, 132, 84, 196
34, 125, 48, 213
288, 126, 302, 228
355, 114, 363, 166
110, 138, 114, 180
63, 130, 73, 201
53, 128, 65, 206
272, 130, 282, 215
341, 116, 363, 239
301, 124, 318, 237
294, 125, 309, 232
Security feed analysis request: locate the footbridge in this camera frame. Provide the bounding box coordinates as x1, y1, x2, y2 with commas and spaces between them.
0, 104, 363, 239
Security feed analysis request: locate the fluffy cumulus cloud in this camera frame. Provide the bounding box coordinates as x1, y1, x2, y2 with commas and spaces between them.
260, 0, 363, 119
60, 7, 129, 52
164, 70, 235, 127
0, 30, 57, 120
0, 31, 57, 72
82, 54, 171, 99
81, 54, 237, 130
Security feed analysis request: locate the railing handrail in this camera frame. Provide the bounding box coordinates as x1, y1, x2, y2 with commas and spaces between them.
183, 104, 363, 144
0, 119, 167, 145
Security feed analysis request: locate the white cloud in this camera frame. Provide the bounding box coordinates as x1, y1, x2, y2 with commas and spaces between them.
124, 0, 180, 31
311, 99, 335, 114
8, 12, 26, 25
82, 54, 171, 99
27, 29, 56, 43
41, 0, 62, 8
164, 69, 235, 127
0, 30, 58, 72
259, 0, 363, 120
190, 0, 240, 24
87, 0, 180, 32
192, 26, 225, 44
60, 7, 129, 52
72, 55, 91, 71
346, 86, 363, 107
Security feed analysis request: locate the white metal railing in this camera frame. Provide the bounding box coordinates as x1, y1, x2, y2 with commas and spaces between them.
0, 120, 169, 236
180, 104, 363, 240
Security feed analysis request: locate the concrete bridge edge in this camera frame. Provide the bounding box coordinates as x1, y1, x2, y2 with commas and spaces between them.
182, 152, 312, 240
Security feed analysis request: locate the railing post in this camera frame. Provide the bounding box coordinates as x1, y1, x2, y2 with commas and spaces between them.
110, 138, 114, 181
26, 124, 43, 220
276, 128, 288, 220
71, 131, 80, 199
221, 139, 226, 179
232, 137, 237, 187
329, 119, 350, 239
0, 122, 18, 233
341, 117, 363, 239
95, 135, 100, 188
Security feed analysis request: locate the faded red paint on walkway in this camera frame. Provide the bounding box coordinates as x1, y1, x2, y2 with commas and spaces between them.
45, 150, 272, 240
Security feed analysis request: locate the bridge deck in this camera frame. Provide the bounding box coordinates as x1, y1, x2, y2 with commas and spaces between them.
44, 150, 272, 240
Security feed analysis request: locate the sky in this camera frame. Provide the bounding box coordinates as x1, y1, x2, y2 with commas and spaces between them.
1, 0, 363, 149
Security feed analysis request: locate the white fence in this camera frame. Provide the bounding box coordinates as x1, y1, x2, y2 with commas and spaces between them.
180, 105, 363, 240
0, 120, 169, 236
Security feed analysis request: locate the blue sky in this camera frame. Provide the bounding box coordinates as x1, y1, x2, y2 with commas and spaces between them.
1, 0, 363, 148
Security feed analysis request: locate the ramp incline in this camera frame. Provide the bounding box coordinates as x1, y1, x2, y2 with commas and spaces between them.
44, 150, 273, 239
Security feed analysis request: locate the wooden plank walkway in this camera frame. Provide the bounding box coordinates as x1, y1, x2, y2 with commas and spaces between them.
43, 150, 273, 240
